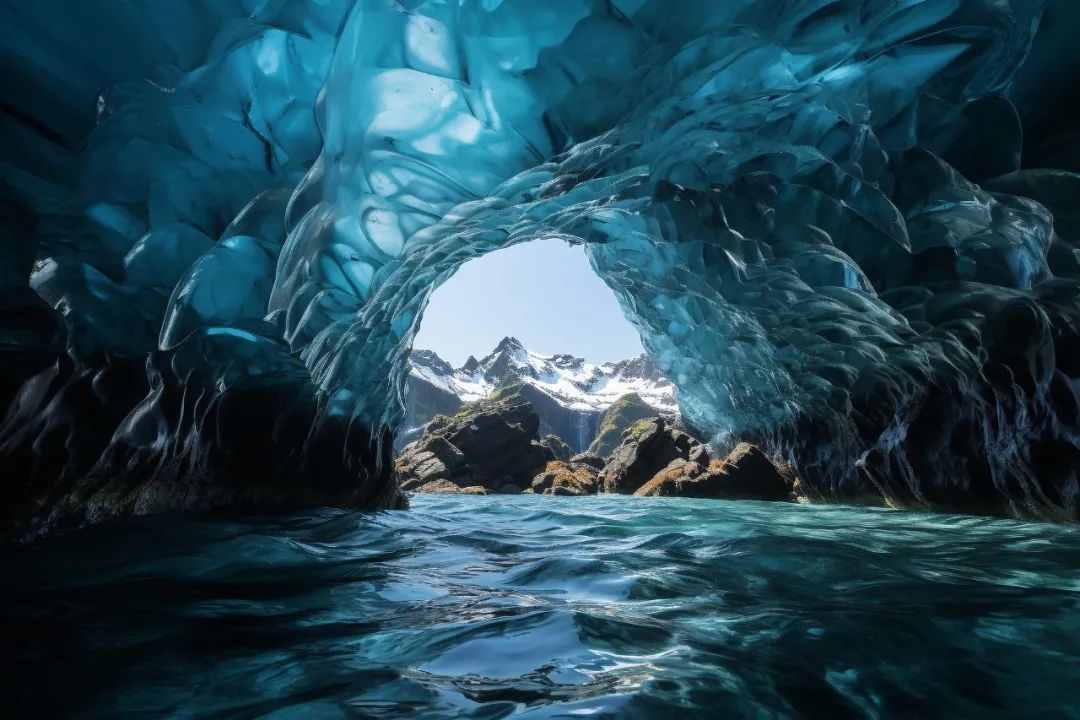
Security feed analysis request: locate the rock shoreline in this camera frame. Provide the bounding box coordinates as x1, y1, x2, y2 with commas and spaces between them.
397, 391, 795, 503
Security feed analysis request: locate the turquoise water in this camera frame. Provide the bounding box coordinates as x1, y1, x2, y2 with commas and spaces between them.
4, 494, 1080, 719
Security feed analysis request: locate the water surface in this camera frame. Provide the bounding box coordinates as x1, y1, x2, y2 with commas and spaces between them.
4, 495, 1080, 718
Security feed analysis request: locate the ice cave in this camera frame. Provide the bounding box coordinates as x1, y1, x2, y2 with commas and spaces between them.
3, 0, 1080, 538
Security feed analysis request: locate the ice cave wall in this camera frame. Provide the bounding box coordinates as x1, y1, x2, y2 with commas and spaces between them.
3, 0, 1080, 537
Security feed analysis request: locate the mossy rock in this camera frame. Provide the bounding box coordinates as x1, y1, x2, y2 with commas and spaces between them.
531, 460, 599, 495
489, 382, 525, 402
449, 382, 525, 420
626, 418, 657, 440
587, 393, 659, 457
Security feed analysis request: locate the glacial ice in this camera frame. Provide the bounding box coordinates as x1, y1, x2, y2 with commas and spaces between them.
3, 0, 1080, 533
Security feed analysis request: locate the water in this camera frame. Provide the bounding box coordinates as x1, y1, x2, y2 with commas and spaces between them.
4, 495, 1080, 719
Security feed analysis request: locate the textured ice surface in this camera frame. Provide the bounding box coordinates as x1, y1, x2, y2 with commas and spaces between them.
3, 0, 1080, 532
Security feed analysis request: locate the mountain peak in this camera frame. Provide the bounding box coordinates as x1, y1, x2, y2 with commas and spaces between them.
610, 353, 664, 381
478, 335, 534, 384
406, 339, 677, 435
493, 336, 524, 352
410, 348, 454, 375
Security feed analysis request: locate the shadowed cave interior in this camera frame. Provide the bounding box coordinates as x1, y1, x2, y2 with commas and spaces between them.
4, 0, 1080, 540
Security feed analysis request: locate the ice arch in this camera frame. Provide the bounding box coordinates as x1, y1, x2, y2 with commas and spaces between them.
3, 0, 1080, 537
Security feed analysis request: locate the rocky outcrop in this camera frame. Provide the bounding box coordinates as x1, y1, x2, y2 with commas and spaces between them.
599, 416, 703, 494
569, 452, 606, 470
415, 479, 489, 495
587, 393, 664, 458
635, 443, 795, 501
395, 391, 552, 494
529, 461, 600, 495
539, 433, 571, 461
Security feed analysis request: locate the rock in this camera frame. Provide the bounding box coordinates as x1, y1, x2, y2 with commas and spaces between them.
662, 457, 697, 477
586, 393, 662, 457
635, 443, 794, 501
688, 443, 711, 466
599, 416, 704, 494
415, 479, 489, 495
397, 375, 465, 451
552, 483, 587, 496
515, 382, 603, 455
496, 483, 523, 494
395, 391, 551, 492
395, 434, 473, 490
539, 433, 571, 461
569, 452, 606, 470
530, 461, 600, 495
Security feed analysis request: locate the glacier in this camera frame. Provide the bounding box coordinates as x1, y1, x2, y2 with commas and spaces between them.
2, 0, 1080, 536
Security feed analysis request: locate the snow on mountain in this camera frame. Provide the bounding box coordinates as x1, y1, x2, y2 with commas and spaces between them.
408, 336, 677, 414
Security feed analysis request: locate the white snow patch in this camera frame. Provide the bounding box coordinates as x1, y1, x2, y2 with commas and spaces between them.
408, 344, 678, 413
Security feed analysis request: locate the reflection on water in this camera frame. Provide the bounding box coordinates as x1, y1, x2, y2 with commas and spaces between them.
4, 494, 1080, 718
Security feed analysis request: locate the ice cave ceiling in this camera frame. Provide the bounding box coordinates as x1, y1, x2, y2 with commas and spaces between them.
3, 0, 1080, 536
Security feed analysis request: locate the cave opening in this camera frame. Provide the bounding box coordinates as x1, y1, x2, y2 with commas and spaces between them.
399, 236, 672, 460
1, 0, 1079, 539
6, 2, 1080, 714
412, 237, 646, 373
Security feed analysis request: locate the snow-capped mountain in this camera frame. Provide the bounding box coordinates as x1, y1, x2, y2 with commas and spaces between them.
411, 336, 677, 412
400, 337, 677, 451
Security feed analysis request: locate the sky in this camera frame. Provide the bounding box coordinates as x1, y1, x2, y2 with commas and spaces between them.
414, 239, 645, 366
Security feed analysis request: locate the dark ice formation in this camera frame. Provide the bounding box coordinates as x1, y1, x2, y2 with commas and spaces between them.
3, 0, 1080, 536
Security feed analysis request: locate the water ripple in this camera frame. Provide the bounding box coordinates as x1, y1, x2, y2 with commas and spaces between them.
4, 495, 1080, 718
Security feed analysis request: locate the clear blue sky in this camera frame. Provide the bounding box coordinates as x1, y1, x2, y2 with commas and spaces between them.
414, 239, 645, 366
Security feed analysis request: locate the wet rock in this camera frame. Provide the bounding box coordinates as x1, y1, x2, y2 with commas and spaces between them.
635, 443, 794, 501
415, 479, 489, 495
395, 435, 472, 491
531, 461, 600, 496
599, 416, 703, 494
395, 391, 550, 492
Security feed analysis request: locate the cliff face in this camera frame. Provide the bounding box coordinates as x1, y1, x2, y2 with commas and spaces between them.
399, 375, 464, 450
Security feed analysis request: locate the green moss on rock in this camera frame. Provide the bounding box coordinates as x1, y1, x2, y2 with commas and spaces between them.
586, 393, 659, 457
